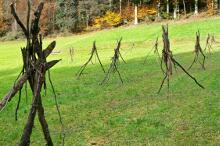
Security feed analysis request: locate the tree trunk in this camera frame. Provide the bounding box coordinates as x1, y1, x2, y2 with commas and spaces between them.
218, 0, 220, 11
195, 0, 198, 15
134, 4, 138, 25
167, 0, 169, 14
174, 7, 177, 19
214, 0, 218, 10
183, 0, 187, 16
157, 1, 161, 18
174, 2, 179, 19
109, 0, 112, 9
120, 0, 122, 15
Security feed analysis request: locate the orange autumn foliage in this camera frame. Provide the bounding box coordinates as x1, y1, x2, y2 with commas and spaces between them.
121, 5, 156, 22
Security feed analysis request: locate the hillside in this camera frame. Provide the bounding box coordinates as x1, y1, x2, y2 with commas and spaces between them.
0, 17, 220, 145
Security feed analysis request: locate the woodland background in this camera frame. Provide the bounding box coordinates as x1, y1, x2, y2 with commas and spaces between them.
0, 0, 219, 40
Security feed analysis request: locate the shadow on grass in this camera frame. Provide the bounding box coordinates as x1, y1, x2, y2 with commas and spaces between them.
0, 49, 220, 145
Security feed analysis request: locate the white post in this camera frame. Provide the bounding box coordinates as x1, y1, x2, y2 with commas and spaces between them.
194, 0, 198, 15
134, 4, 138, 25
120, 0, 122, 15
167, 0, 169, 14
157, 1, 161, 18
174, 8, 177, 19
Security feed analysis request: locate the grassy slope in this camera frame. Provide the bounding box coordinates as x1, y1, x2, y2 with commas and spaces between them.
0, 17, 220, 145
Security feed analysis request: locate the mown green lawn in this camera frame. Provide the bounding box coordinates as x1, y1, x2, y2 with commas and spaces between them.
0, 17, 220, 146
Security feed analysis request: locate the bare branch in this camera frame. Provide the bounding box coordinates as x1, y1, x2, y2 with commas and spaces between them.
45, 60, 61, 70
10, 3, 28, 37
26, 0, 31, 38
0, 73, 28, 111
43, 41, 56, 58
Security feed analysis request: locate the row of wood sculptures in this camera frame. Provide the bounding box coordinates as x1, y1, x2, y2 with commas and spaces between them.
76, 38, 126, 84
0, 1, 219, 146
76, 26, 218, 94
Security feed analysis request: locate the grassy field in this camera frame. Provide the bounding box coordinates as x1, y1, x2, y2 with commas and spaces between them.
0, 17, 220, 146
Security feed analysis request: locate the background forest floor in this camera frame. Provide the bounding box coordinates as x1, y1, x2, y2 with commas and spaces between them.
0, 17, 220, 146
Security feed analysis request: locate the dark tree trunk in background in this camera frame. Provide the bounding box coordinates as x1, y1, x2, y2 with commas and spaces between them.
183, 0, 186, 16
218, 0, 220, 10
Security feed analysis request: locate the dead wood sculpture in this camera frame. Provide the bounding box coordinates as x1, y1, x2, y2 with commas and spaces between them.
101, 38, 125, 84
158, 25, 204, 94
76, 41, 105, 78
210, 34, 220, 43
204, 33, 213, 54
188, 30, 206, 70
143, 37, 160, 64
0, 1, 64, 146
204, 33, 219, 54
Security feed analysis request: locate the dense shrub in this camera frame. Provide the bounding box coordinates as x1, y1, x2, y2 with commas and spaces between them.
94, 11, 122, 29
0, 31, 24, 41
138, 6, 157, 21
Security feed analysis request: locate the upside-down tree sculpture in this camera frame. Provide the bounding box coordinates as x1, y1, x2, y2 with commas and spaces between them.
0, 1, 63, 146
76, 41, 105, 78
143, 37, 160, 64
204, 33, 219, 54
101, 38, 125, 84
210, 34, 219, 44
158, 25, 204, 94
188, 30, 206, 70
204, 33, 213, 54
